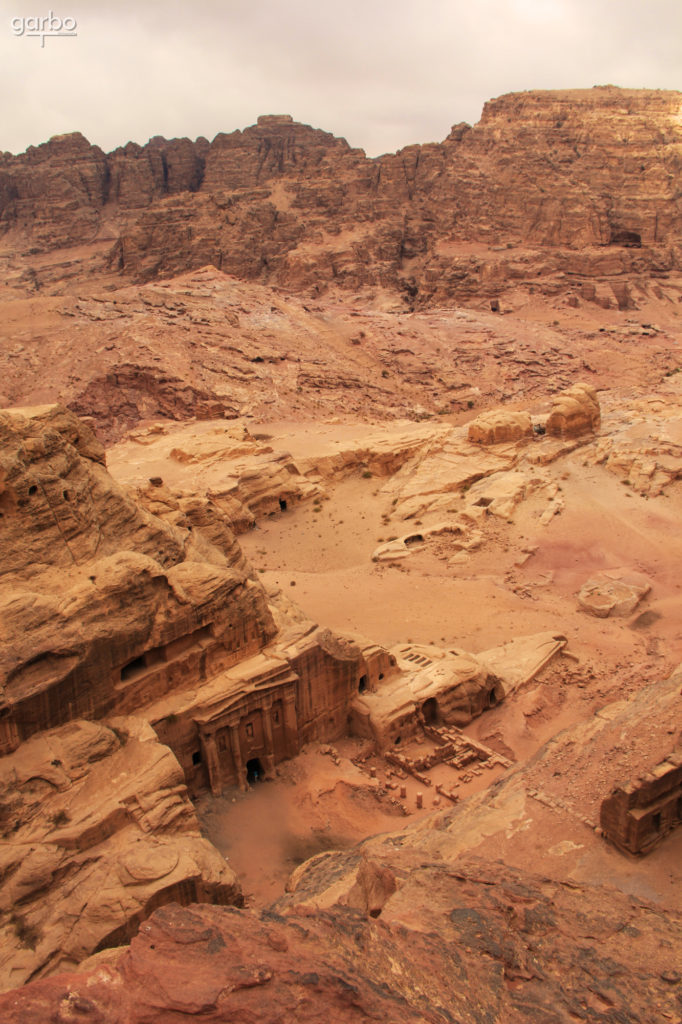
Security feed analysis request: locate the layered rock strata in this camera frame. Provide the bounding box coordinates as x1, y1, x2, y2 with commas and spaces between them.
0, 405, 277, 754
2, 88, 682, 306
0, 717, 240, 990
0, 856, 679, 1022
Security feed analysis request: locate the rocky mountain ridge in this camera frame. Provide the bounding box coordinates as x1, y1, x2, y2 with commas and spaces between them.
2, 88, 681, 307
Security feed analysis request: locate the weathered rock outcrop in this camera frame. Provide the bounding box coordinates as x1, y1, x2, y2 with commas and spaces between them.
590, 382, 682, 495
578, 575, 651, 617
1, 856, 679, 1022
468, 409, 533, 445
0, 405, 277, 752
69, 365, 237, 442
545, 382, 601, 437
2, 88, 682, 305
0, 717, 241, 990
0, 404, 182, 580
109, 417, 323, 528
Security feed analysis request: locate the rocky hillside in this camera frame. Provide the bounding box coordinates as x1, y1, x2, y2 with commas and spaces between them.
0, 855, 679, 1022
1, 88, 681, 306
2, 264, 681, 442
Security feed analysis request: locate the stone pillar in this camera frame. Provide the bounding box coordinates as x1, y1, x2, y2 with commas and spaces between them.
201, 732, 222, 797
229, 723, 247, 792
282, 694, 299, 758
261, 703, 276, 780
0, 717, 20, 756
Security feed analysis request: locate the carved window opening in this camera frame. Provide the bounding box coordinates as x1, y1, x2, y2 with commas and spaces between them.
358, 674, 368, 694
245, 722, 254, 738
192, 750, 202, 766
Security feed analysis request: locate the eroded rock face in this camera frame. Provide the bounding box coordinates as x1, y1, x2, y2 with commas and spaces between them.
2, 88, 682, 305
1, 856, 679, 1022
0, 405, 277, 752
0, 404, 182, 579
0, 717, 240, 990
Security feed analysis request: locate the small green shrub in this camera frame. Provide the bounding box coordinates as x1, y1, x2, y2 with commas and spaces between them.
11, 915, 41, 949
49, 809, 70, 828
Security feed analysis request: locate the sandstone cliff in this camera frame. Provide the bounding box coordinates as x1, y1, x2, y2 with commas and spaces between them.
0, 404, 277, 750
2, 88, 681, 306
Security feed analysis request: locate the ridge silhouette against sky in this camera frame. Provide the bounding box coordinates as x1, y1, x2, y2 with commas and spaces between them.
3, 0, 682, 157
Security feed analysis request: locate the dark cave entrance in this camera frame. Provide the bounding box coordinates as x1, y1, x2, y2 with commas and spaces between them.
246, 758, 263, 784
422, 697, 440, 725
279, 497, 287, 511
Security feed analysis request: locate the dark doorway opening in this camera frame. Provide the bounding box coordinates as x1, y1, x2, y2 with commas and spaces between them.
279, 497, 287, 511
652, 811, 662, 831
246, 758, 263, 784
121, 655, 146, 681
610, 229, 642, 248
488, 688, 499, 708
358, 674, 368, 693
422, 697, 440, 725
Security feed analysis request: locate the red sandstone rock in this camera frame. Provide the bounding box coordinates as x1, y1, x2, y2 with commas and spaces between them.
545, 382, 601, 437
0, 718, 241, 989
0, 856, 679, 1022
0, 405, 277, 751
2, 88, 681, 306
468, 409, 533, 445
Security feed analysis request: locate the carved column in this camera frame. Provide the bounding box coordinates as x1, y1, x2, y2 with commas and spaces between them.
229, 723, 247, 792
261, 702, 276, 780
282, 693, 299, 758
201, 732, 222, 797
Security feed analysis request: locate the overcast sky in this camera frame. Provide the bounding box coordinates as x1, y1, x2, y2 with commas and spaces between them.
2, 0, 681, 157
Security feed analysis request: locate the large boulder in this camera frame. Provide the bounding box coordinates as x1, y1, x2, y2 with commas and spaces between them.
578, 576, 650, 618
546, 383, 601, 438
468, 409, 533, 445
